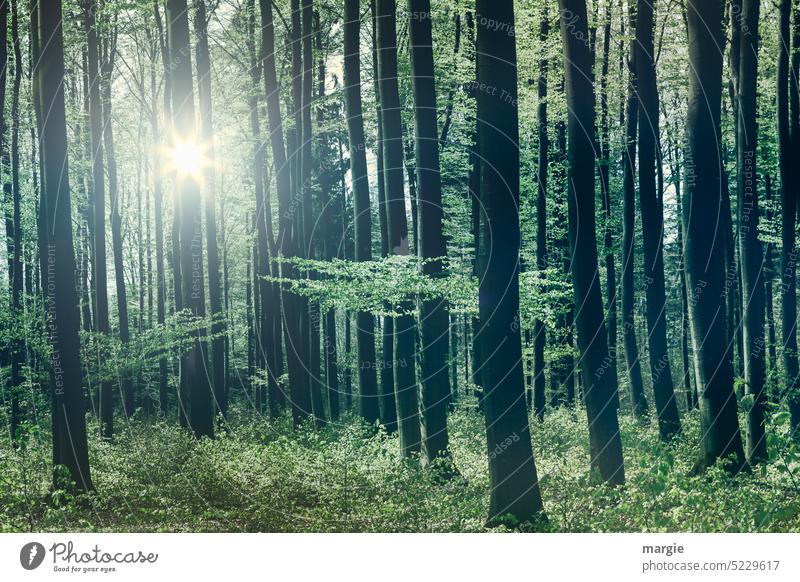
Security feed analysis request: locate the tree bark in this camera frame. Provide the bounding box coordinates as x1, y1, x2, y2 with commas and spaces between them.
36, 0, 94, 490
559, 0, 625, 484
166, 0, 214, 438
684, 0, 746, 472
376, 0, 421, 456
407, 0, 451, 465
344, 0, 380, 425
636, 0, 681, 439
621, 1, 648, 420
194, 0, 227, 418
84, 0, 114, 438
477, 0, 546, 525
734, 0, 766, 463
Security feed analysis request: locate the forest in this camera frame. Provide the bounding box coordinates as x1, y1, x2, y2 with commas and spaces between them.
1, 0, 800, 533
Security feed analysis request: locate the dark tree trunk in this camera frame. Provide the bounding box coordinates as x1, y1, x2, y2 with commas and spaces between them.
533, 8, 548, 422
100, 36, 135, 418
621, 1, 648, 420
7, 0, 22, 443
370, 0, 397, 432
476, 0, 546, 525
376, 0, 421, 456
300, 0, 325, 427
194, 0, 227, 418
36, 0, 94, 490
599, 0, 618, 414
344, 0, 380, 425
149, 11, 168, 415
684, 0, 746, 472
778, 0, 800, 432
84, 0, 114, 438
260, 0, 311, 426
407, 0, 451, 465
166, 0, 214, 438
636, 0, 680, 439
558, 0, 625, 484
734, 0, 766, 463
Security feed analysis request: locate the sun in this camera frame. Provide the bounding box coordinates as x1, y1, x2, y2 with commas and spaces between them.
163, 136, 209, 184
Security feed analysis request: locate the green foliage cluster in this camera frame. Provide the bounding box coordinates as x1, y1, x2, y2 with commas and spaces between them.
2, 403, 799, 532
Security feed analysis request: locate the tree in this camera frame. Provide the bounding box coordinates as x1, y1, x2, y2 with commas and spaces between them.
533, 6, 548, 422
778, 0, 800, 434
476, 0, 545, 524
621, 1, 647, 420
194, 0, 227, 417
407, 0, 451, 464
558, 0, 625, 484
84, 0, 113, 438
166, 0, 214, 438
343, 0, 380, 424
684, 0, 746, 472
36, 0, 93, 490
636, 0, 681, 439
376, 0, 421, 456
260, 0, 312, 426
735, 0, 766, 463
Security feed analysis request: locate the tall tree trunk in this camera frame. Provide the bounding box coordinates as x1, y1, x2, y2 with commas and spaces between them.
621, 1, 647, 420
7, 0, 22, 443
166, 0, 214, 438
376, 0, 421, 455
778, 0, 800, 432
599, 0, 618, 414
477, 0, 546, 525
407, 0, 451, 465
260, 0, 311, 426
194, 0, 227, 418
684, 0, 746, 472
344, 0, 380, 425
148, 18, 168, 415
533, 7, 548, 421
558, 0, 625, 484
84, 0, 114, 438
636, 0, 681, 439
100, 37, 135, 418
300, 0, 325, 427
36, 0, 93, 490
734, 0, 766, 463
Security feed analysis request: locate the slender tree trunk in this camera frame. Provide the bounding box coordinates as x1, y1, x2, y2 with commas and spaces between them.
36, 0, 93, 490
599, 0, 618, 414
477, 0, 546, 525
100, 39, 135, 418
407, 0, 451, 465
84, 0, 114, 438
344, 0, 380, 424
148, 20, 168, 415
7, 0, 22, 443
734, 0, 766, 463
376, 0, 420, 455
300, 0, 325, 427
559, 0, 625, 484
778, 0, 800, 433
684, 0, 746, 472
533, 7, 548, 421
194, 0, 226, 418
621, 1, 648, 420
636, 0, 680, 439
166, 0, 214, 438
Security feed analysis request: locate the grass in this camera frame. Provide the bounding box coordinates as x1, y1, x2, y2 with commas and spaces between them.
2, 400, 799, 532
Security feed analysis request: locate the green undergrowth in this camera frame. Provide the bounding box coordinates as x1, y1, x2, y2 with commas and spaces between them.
1, 402, 799, 532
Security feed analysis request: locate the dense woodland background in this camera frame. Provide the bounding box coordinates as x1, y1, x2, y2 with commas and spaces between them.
1, 0, 800, 532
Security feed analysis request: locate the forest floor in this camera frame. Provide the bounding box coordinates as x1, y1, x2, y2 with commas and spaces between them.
2, 402, 800, 532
